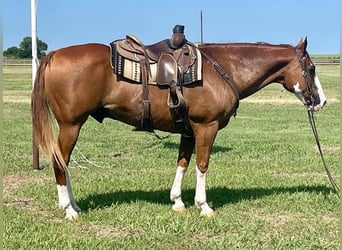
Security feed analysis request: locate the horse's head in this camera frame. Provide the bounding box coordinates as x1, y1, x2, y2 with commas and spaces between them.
282, 37, 327, 111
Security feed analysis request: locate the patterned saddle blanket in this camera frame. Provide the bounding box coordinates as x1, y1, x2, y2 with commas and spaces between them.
110, 35, 202, 85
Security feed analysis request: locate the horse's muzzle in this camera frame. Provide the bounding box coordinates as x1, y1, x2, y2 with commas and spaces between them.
308, 100, 327, 112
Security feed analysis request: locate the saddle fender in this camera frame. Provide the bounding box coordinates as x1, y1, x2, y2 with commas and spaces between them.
156, 54, 178, 85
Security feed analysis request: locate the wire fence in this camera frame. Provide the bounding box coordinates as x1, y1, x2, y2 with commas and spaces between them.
3, 59, 33, 66
311, 56, 340, 65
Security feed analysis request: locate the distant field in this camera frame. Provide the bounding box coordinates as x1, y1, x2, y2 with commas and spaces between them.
3, 65, 340, 249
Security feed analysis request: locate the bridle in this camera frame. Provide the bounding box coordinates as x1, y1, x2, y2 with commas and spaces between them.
296, 49, 340, 197
296, 49, 315, 109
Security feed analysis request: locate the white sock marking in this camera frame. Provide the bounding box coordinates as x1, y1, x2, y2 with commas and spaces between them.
57, 184, 70, 210
56, 171, 80, 219
195, 165, 214, 216
170, 166, 186, 210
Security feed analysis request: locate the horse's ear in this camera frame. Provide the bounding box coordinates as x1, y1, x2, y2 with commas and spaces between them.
296, 37, 308, 53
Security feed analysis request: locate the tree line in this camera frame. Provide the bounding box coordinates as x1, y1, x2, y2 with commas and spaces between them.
3, 36, 48, 59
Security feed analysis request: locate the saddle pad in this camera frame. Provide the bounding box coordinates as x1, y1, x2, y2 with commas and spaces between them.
110, 39, 202, 85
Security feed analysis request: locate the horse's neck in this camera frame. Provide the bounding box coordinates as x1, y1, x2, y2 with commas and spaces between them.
202, 44, 294, 99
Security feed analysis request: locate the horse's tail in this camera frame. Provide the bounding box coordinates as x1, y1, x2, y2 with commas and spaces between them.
31, 52, 66, 170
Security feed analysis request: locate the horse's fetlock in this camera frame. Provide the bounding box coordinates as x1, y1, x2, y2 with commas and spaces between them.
197, 163, 208, 174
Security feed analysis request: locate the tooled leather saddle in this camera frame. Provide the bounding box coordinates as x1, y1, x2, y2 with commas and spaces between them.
110, 25, 201, 135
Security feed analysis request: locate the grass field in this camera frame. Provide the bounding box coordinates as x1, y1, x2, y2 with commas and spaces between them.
3, 64, 340, 249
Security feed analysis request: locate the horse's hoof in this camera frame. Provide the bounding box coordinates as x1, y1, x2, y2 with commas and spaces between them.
65, 213, 79, 220
172, 206, 186, 214
64, 207, 80, 220
200, 210, 216, 217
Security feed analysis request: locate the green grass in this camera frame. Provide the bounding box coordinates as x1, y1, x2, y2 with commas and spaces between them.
3, 65, 340, 249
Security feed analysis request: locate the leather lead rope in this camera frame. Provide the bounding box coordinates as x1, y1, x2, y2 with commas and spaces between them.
307, 109, 340, 197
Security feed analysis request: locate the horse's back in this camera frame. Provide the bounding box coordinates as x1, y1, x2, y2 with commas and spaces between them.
46, 43, 111, 74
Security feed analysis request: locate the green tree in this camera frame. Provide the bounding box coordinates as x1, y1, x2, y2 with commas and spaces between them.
3, 46, 20, 58
3, 36, 48, 59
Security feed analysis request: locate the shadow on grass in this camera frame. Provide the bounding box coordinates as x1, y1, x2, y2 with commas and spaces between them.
161, 141, 234, 154
78, 185, 333, 212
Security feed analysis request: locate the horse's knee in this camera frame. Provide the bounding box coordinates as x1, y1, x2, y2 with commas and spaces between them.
177, 158, 190, 168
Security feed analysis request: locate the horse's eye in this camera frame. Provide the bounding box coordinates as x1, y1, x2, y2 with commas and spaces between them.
309, 65, 315, 76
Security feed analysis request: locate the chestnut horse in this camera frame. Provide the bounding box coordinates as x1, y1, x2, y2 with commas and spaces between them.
31, 37, 326, 219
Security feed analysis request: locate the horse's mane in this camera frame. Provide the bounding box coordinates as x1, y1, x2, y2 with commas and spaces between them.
198, 42, 294, 49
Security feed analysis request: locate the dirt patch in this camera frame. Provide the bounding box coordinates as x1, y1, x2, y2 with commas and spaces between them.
3, 175, 38, 211
256, 211, 338, 235
253, 212, 309, 235
314, 145, 340, 153
4, 197, 34, 209
4, 175, 33, 195
261, 213, 293, 233
3, 174, 66, 223
87, 224, 141, 238
3, 174, 52, 196
272, 172, 327, 178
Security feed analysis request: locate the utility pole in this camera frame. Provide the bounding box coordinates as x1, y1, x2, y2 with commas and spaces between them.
200, 10, 203, 44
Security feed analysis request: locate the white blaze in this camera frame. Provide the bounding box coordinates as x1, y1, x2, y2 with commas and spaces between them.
293, 73, 327, 111
293, 82, 306, 104
314, 74, 327, 107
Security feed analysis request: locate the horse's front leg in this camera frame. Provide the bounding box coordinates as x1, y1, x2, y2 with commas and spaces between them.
194, 123, 218, 217
170, 135, 195, 212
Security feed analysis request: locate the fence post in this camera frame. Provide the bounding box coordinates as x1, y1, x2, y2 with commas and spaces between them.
31, 0, 40, 170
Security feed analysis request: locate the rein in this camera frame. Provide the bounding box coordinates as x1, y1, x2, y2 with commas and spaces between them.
307, 110, 340, 197
297, 50, 340, 197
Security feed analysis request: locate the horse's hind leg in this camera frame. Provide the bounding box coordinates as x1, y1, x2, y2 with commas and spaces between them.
54, 122, 83, 219
170, 135, 195, 212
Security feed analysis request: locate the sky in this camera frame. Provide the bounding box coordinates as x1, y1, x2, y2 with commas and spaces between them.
3, 0, 342, 54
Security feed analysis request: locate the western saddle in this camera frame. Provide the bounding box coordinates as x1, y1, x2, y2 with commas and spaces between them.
111, 25, 201, 136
